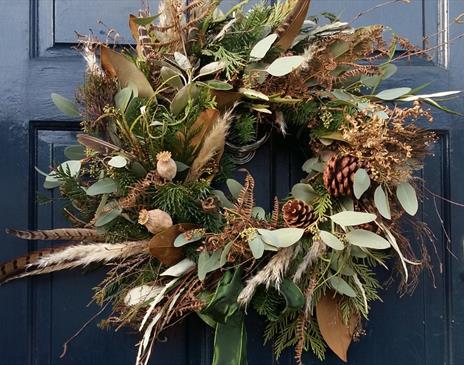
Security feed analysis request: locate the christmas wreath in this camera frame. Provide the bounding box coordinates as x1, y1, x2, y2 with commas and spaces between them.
1, 0, 459, 364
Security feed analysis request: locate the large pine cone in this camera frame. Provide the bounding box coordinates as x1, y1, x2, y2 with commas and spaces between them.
323, 155, 363, 197
283, 199, 315, 229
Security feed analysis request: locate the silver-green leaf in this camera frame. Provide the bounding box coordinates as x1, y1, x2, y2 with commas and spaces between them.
291, 183, 317, 202
374, 185, 391, 219
86, 178, 118, 196
174, 230, 204, 247
51, 93, 80, 117
353, 168, 370, 199
345, 229, 391, 249
396, 182, 418, 216
329, 277, 356, 297
248, 235, 265, 259
257, 228, 304, 248
226, 179, 243, 199
330, 211, 376, 227
375, 87, 412, 101
250, 33, 278, 59
319, 230, 344, 250
266, 56, 305, 77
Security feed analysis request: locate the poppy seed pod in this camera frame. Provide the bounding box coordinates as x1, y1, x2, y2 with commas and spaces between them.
156, 151, 177, 181
138, 209, 173, 234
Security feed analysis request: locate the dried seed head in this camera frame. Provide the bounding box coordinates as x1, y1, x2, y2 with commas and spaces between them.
138, 209, 173, 234
156, 151, 177, 181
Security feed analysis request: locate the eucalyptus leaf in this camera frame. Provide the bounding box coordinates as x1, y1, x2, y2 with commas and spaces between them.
213, 189, 235, 209
302, 157, 325, 173
86, 178, 118, 196
345, 229, 391, 249
353, 168, 370, 199
375, 87, 412, 101
329, 277, 357, 297
174, 229, 205, 247
205, 80, 233, 90
95, 206, 122, 226
374, 185, 391, 219
171, 83, 198, 115
291, 183, 317, 202
198, 249, 223, 281
319, 230, 344, 250
160, 66, 183, 90
64, 145, 85, 160
220, 241, 234, 266
51, 93, 80, 117
133, 14, 161, 26
59, 160, 81, 177
114, 86, 132, 112
250, 33, 278, 59
174, 52, 192, 70
257, 228, 304, 248
252, 206, 266, 220
175, 161, 189, 172
198, 61, 225, 77
330, 40, 350, 58
108, 155, 128, 168
396, 182, 418, 216
380, 63, 398, 80
266, 56, 305, 77
226, 179, 243, 199
248, 235, 265, 259
330, 211, 376, 226
238, 88, 269, 101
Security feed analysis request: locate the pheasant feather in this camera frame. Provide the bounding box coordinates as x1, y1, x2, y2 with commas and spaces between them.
6, 228, 103, 242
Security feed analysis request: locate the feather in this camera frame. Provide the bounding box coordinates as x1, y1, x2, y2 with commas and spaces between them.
6, 228, 103, 242
273, 0, 312, 52
77, 133, 121, 154
0, 240, 149, 284
185, 110, 232, 182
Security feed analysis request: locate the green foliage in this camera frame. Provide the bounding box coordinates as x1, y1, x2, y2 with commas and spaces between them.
103, 216, 151, 243
305, 319, 327, 361
252, 286, 285, 321
312, 189, 333, 218
230, 112, 257, 145
152, 181, 223, 232
283, 102, 319, 127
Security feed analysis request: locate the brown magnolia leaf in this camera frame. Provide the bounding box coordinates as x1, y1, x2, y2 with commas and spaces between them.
211, 90, 241, 109
128, 15, 143, 57
189, 109, 220, 149
316, 292, 359, 362
100, 46, 155, 98
274, 0, 312, 52
149, 223, 199, 266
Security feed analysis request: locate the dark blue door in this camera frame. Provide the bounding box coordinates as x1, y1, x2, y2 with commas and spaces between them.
1, 1, 463, 364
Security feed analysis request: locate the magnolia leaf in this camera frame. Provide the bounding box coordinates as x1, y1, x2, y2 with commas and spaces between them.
124, 285, 163, 306
257, 228, 304, 248
198, 61, 225, 77
319, 230, 344, 250
95, 205, 122, 227
51, 93, 80, 117
250, 33, 278, 59
213, 189, 235, 209
149, 224, 197, 266
248, 235, 265, 259
396, 182, 419, 215
170, 83, 198, 115
238, 88, 269, 101
375, 87, 412, 101
108, 155, 128, 168
114, 86, 132, 112
174, 52, 192, 70
220, 241, 234, 266
226, 179, 243, 199
280, 279, 305, 312
64, 145, 85, 160
252, 206, 266, 220
329, 277, 357, 297
198, 249, 223, 281
174, 229, 205, 247
330, 211, 376, 226
374, 185, 391, 219
316, 292, 358, 362
160, 258, 195, 277
100, 46, 155, 97
160, 66, 183, 90
266, 56, 304, 77
86, 178, 118, 196
206, 80, 233, 90
302, 157, 325, 173
353, 168, 370, 199
291, 183, 318, 202
346, 229, 391, 249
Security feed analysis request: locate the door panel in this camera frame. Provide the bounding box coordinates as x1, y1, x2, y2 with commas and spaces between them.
1, 1, 463, 365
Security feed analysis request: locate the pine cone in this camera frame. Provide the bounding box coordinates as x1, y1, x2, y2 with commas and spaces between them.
283, 199, 315, 229
323, 155, 363, 197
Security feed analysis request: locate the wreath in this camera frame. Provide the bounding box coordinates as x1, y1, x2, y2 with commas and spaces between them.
1, 0, 459, 364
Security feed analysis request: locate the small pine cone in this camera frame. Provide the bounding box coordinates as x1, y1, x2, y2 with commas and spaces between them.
323, 155, 364, 197
282, 199, 315, 229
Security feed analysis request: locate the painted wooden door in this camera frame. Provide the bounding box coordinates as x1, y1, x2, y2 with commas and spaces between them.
0, 1, 463, 364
